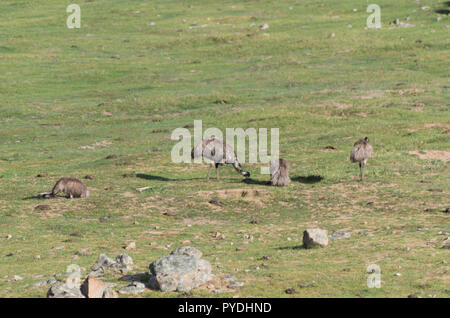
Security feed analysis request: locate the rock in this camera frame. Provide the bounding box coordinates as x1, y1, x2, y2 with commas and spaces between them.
36, 173, 48, 178
330, 230, 351, 240
285, 288, 296, 294
35, 205, 51, 211
102, 287, 119, 298
223, 275, 237, 282
149, 247, 213, 292
303, 229, 328, 248
33, 277, 56, 287
6, 234, 12, 240
259, 23, 269, 30
47, 283, 85, 298
298, 282, 315, 288
171, 246, 203, 259
84, 175, 95, 180
394, 273, 402, 276
227, 281, 244, 289
408, 294, 418, 298
13, 275, 23, 281
118, 281, 146, 294
81, 275, 108, 298
90, 253, 133, 276
328, 33, 335, 38
124, 241, 136, 250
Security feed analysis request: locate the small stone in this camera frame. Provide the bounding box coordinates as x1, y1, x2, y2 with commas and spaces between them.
13, 275, 23, 281
171, 246, 203, 259
394, 273, 402, 276
6, 234, 12, 240
328, 33, 335, 38
36, 173, 48, 177
118, 281, 146, 294
259, 23, 269, 30
303, 229, 329, 248
47, 283, 85, 298
124, 242, 136, 250
84, 175, 95, 180
285, 288, 297, 294
228, 281, 244, 289
330, 230, 351, 240
408, 294, 418, 298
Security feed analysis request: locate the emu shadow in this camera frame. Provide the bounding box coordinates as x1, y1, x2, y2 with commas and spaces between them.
136, 173, 174, 181
277, 245, 306, 250
136, 173, 206, 182
241, 178, 271, 186
291, 175, 324, 184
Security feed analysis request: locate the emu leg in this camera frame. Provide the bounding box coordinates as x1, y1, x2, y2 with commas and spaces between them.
216, 165, 220, 181
207, 163, 213, 181
360, 162, 365, 182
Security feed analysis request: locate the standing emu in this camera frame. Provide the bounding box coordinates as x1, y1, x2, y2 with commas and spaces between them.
270, 158, 290, 186
191, 138, 250, 181
350, 137, 373, 182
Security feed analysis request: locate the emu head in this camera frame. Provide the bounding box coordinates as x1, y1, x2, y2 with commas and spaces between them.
233, 162, 250, 178
364, 137, 369, 142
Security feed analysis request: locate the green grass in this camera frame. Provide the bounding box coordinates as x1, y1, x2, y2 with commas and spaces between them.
0, 0, 449, 298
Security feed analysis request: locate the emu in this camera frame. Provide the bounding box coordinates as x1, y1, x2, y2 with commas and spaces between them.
350, 137, 373, 182
270, 158, 290, 186
51, 177, 90, 198
191, 138, 250, 181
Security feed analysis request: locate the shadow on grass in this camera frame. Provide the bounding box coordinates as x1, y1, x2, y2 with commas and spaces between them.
241, 178, 271, 186
136, 173, 207, 182
277, 245, 306, 250
291, 175, 324, 184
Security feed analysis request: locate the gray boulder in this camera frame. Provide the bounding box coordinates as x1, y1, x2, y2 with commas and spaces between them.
303, 229, 328, 248
149, 247, 213, 292
47, 283, 85, 298
118, 281, 146, 295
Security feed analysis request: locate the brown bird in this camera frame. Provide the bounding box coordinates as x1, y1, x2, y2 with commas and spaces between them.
350, 137, 373, 182
270, 158, 290, 186
191, 137, 250, 181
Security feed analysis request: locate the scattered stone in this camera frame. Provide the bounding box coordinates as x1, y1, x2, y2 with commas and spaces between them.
6, 253, 13, 257
408, 294, 418, 298
259, 255, 271, 261
303, 229, 329, 248
236, 247, 248, 252
330, 230, 351, 240
209, 199, 223, 206
118, 281, 146, 294
122, 173, 137, 178
228, 281, 244, 289
171, 246, 203, 259
6, 234, 12, 240
250, 219, 261, 224
84, 175, 95, 180
259, 23, 269, 30
70, 232, 84, 238
90, 253, 133, 276
80, 275, 117, 298
124, 242, 136, 250
298, 282, 315, 288
33, 277, 57, 287
47, 282, 85, 298
35, 205, 51, 211
285, 288, 297, 294
223, 275, 237, 282
36, 173, 48, 177
13, 275, 23, 281
149, 247, 214, 292
105, 155, 117, 159
163, 211, 177, 216
136, 186, 150, 192
442, 244, 450, 249
394, 273, 402, 277
328, 33, 335, 38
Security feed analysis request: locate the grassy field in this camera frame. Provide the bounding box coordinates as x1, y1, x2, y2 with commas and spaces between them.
0, 0, 449, 298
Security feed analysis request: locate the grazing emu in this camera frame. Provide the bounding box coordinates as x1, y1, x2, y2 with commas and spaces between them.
191, 138, 250, 181
350, 137, 373, 182
270, 158, 290, 186
51, 177, 90, 198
